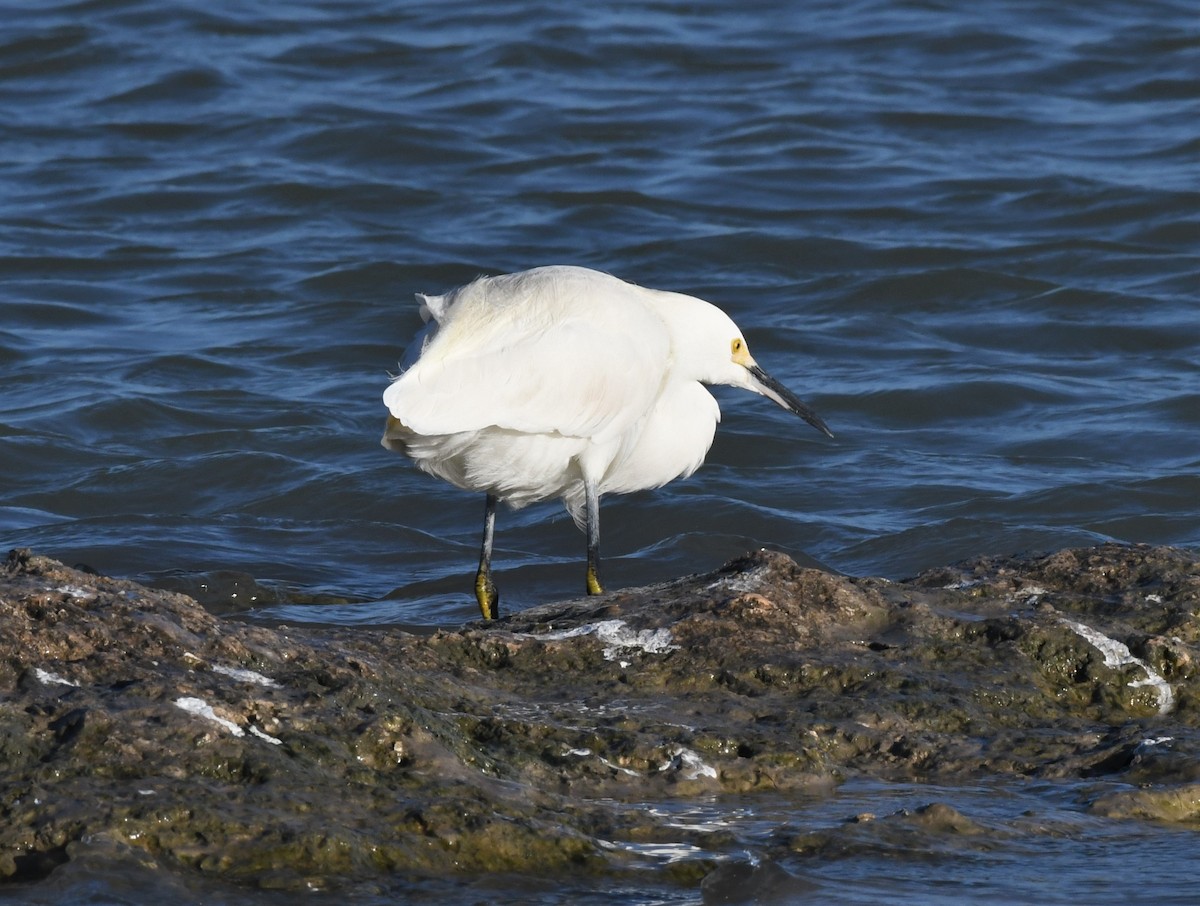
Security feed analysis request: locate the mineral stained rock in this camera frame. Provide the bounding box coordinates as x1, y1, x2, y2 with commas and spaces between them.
1, 543, 1198, 888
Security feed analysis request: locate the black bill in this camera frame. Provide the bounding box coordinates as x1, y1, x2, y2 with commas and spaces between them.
748, 364, 835, 439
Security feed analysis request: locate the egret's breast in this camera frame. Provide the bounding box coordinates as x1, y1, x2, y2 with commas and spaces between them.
601, 380, 720, 496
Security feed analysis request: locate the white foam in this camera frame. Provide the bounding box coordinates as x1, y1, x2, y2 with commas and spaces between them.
660, 746, 718, 780
597, 755, 642, 777
1017, 585, 1049, 603
173, 696, 284, 745
1061, 618, 1174, 714
520, 624, 597, 642
212, 664, 279, 687
517, 619, 679, 661
592, 620, 679, 661
1136, 736, 1173, 752
52, 584, 96, 601
706, 561, 770, 594
598, 838, 706, 861
248, 724, 283, 745
174, 696, 244, 736
35, 668, 78, 687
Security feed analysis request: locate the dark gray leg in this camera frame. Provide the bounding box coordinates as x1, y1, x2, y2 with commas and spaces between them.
585, 479, 603, 596
474, 494, 499, 619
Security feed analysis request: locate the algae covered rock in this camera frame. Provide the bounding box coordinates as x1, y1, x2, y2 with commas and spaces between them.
1, 542, 1198, 890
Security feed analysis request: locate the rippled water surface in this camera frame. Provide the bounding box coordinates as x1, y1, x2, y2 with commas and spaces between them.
1, 0, 1197, 901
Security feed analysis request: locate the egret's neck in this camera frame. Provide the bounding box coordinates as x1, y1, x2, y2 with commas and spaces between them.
640, 288, 738, 385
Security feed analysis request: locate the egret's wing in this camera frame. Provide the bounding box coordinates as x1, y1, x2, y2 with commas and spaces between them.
384, 312, 669, 438
394, 292, 451, 371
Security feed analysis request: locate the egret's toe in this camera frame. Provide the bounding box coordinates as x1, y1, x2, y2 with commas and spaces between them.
586, 564, 604, 596
475, 571, 499, 620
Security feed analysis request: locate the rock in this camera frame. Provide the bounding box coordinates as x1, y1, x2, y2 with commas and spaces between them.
1088, 783, 1200, 822
2, 542, 1199, 889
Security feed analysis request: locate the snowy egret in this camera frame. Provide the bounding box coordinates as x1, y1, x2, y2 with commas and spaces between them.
382, 265, 833, 619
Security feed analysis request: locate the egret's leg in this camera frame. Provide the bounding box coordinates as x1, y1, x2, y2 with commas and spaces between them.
585, 479, 604, 595
474, 494, 499, 619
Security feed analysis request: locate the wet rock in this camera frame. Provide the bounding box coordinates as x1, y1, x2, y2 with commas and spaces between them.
1088, 782, 1200, 822
2, 542, 1199, 889
700, 856, 817, 904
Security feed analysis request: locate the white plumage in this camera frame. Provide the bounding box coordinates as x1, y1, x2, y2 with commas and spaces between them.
382, 265, 832, 618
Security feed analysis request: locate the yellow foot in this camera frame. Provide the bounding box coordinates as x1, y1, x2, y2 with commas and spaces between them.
475, 573, 499, 620
586, 565, 604, 596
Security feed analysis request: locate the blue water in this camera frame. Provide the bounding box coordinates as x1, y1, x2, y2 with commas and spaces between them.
1, 0, 1198, 900
3, 0, 1197, 621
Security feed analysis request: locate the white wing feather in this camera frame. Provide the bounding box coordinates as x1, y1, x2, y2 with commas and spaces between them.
384, 267, 670, 439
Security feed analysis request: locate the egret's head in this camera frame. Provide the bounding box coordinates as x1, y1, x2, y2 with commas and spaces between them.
658, 291, 833, 439
721, 328, 834, 439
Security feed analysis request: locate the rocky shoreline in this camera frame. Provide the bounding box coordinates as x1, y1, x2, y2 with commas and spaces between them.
1, 543, 1198, 890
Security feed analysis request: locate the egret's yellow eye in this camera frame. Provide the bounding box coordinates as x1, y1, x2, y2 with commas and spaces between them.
731, 338, 744, 356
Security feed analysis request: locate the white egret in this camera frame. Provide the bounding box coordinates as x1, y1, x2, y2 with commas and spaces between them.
382, 265, 833, 619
